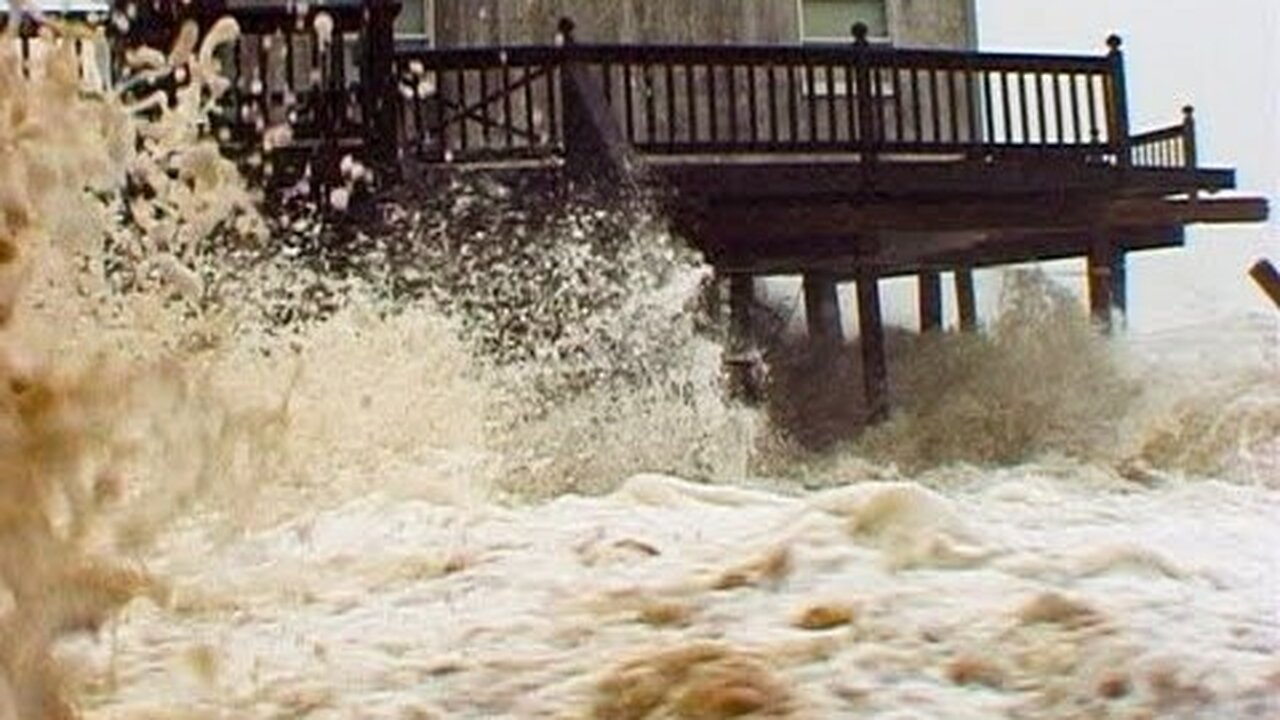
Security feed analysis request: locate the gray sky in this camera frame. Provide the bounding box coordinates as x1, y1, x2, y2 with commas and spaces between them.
977, 0, 1279, 329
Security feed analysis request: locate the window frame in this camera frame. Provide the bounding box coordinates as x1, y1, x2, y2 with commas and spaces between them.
394, 0, 435, 44
796, 0, 892, 46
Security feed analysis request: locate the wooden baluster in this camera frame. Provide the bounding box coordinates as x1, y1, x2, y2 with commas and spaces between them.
432, 66, 446, 156
1087, 72, 1100, 145
805, 61, 818, 144
479, 64, 491, 145
999, 70, 1012, 144
1052, 73, 1064, 145
825, 64, 837, 143
666, 62, 676, 146
891, 60, 903, 144
687, 63, 698, 142
948, 68, 960, 143
1036, 71, 1047, 145
524, 65, 536, 148
768, 64, 779, 145
1017, 72, 1030, 145
456, 70, 468, 153
982, 69, 995, 149
747, 64, 759, 146
708, 63, 719, 143
1069, 72, 1082, 143
787, 63, 799, 143
644, 63, 657, 146
623, 62, 635, 143
929, 68, 941, 142
911, 66, 922, 142
728, 63, 739, 144
964, 63, 978, 147
502, 63, 514, 148
547, 61, 560, 147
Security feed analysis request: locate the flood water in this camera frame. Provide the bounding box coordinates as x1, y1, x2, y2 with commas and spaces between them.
1, 18, 1277, 720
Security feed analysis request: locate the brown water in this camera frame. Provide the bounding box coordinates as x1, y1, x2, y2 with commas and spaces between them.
1, 15, 1277, 720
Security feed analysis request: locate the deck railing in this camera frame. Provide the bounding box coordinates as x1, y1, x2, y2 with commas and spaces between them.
397, 22, 1169, 169
2, 12, 110, 87
6, 6, 1204, 180
1130, 106, 1197, 169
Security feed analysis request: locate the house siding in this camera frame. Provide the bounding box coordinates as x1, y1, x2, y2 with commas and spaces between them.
434, 0, 972, 49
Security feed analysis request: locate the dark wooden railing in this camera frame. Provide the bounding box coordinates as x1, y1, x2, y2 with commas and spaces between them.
1130, 105, 1197, 169
102, 1, 401, 181
6, 6, 1206, 182
396, 42, 564, 162
397, 23, 1172, 169
2, 12, 108, 85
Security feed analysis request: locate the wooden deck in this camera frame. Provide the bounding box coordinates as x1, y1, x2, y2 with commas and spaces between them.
7, 1, 1270, 418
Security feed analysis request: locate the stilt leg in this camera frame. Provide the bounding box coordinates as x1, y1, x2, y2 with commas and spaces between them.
918, 270, 943, 333
955, 268, 978, 332
856, 270, 889, 423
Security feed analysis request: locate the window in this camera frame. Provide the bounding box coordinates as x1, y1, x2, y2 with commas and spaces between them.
395, 0, 435, 43
799, 0, 889, 43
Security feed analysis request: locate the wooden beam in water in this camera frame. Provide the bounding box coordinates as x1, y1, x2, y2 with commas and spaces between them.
918, 270, 943, 332
1087, 238, 1116, 331
1249, 259, 1280, 309
729, 273, 755, 351
1111, 247, 1128, 320
803, 272, 843, 346
856, 270, 889, 423
955, 268, 978, 331
726, 273, 761, 403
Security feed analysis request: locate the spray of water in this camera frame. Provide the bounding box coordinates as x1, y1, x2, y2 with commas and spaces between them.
2, 9, 1276, 717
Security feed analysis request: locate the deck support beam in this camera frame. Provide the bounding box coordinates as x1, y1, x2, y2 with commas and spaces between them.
856, 270, 889, 423
804, 272, 843, 346
955, 268, 978, 332
918, 270, 943, 332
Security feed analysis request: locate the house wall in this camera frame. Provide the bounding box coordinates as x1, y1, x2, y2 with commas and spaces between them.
433, 0, 974, 49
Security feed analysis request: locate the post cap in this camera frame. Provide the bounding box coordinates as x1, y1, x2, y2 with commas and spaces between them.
1106, 34, 1123, 52
557, 17, 576, 40
851, 22, 869, 44
1182, 104, 1195, 118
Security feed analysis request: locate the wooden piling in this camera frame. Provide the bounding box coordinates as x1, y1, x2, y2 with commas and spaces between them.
727, 274, 760, 403
804, 272, 843, 345
856, 270, 889, 423
1111, 247, 1128, 319
1088, 239, 1116, 331
955, 268, 978, 331
729, 274, 755, 349
1250, 259, 1280, 309
918, 270, 943, 332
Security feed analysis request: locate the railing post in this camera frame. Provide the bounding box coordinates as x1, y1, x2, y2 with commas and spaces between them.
1105, 34, 1131, 167
1183, 104, 1199, 202
363, 0, 401, 180
557, 17, 635, 184
1181, 104, 1198, 168
852, 22, 878, 178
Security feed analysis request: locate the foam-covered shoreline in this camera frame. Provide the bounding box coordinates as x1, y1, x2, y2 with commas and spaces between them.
77, 471, 1278, 718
